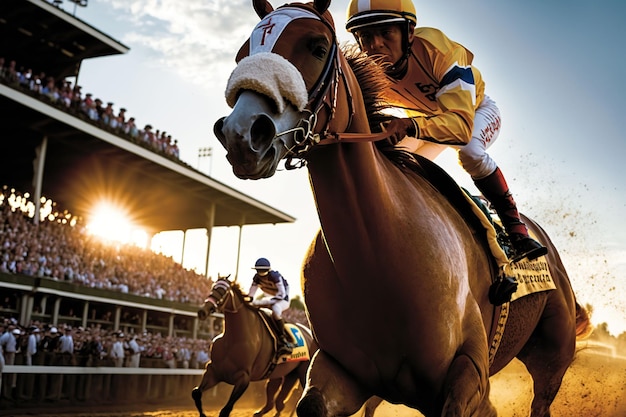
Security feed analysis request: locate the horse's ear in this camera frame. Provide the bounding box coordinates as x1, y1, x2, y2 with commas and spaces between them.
236, 39, 251, 63
314, 0, 331, 14
217, 273, 232, 280
253, 0, 274, 18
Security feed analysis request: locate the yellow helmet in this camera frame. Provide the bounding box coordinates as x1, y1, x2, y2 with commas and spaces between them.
346, 0, 417, 33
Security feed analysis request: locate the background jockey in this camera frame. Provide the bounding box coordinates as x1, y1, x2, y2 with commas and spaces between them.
345, 0, 547, 262
248, 257, 294, 356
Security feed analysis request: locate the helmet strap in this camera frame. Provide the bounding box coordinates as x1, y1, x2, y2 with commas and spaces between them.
386, 22, 413, 79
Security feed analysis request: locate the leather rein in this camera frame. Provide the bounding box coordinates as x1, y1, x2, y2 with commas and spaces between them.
276, 6, 389, 170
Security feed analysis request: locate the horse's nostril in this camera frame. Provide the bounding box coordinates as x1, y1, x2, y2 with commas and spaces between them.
214, 117, 226, 144
250, 114, 276, 151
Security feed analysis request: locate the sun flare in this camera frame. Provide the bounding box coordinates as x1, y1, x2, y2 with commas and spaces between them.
86, 201, 147, 246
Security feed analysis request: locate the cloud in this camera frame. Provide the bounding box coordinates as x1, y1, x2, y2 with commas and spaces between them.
103, 0, 261, 87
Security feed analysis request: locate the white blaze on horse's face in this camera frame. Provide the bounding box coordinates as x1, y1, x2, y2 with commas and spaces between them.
214, 8, 327, 180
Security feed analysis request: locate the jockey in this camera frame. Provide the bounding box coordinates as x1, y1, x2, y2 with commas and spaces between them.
248, 258, 294, 356
345, 0, 547, 262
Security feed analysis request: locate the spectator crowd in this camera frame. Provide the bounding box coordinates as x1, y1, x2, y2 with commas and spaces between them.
0, 56, 181, 161
0, 316, 213, 400
0, 317, 211, 371
0, 186, 213, 304
0, 185, 308, 367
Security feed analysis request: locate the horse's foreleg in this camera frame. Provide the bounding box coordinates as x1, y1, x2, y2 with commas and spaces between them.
192, 364, 220, 417
441, 353, 495, 417
220, 377, 251, 417
297, 350, 370, 417
254, 378, 282, 417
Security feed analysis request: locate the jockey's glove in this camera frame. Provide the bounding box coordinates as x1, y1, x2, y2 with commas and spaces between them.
383, 117, 419, 145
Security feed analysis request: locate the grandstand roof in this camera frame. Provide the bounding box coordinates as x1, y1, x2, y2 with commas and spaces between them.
1, 85, 296, 232
0, 0, 129, 79
0, 0, 295, 233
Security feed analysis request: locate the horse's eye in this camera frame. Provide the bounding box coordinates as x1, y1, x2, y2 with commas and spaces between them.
312, 45, 328, 60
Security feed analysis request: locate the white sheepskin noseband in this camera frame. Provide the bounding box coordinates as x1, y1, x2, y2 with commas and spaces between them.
225, 52, 308, 113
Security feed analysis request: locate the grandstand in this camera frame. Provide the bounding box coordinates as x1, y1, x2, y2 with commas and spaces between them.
0, 0, 295, 340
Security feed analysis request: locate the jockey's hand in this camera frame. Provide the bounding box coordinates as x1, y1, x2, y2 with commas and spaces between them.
383, 118, 418, 145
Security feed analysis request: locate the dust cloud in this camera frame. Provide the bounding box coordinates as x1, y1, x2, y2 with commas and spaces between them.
10, 347, 621, 417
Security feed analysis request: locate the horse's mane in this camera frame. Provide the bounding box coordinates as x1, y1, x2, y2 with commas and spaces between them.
340, 42, 425, 174
340, 42, 393, 132
227, 280, 245, 296
222, 280, 260, 312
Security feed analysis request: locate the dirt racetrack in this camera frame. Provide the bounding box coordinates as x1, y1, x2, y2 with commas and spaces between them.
4, 348, 625, 417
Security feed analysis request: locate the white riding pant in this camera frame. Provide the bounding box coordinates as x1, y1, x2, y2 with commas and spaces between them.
269, 299, 290, 320
402, 95, 501, 180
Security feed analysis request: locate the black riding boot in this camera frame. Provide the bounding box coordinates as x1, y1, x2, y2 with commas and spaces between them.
474, 167, 547, 262
275, 319, 293, 356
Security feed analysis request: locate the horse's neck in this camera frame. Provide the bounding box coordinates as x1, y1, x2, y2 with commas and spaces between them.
307, 85, 472, 281
223, 295, 265, 338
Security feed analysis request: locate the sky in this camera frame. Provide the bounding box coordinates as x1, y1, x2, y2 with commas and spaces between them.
52, 0, 626, 335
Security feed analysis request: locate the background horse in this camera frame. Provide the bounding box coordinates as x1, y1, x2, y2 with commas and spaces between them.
213, 1, 592, 416
193, 276, 318, 417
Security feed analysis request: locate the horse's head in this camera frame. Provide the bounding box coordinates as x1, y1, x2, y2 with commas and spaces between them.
214, 0, 342, 179
197, 274, 233, 320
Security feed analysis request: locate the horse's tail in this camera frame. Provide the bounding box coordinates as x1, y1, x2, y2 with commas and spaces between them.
575, 302, 593, 340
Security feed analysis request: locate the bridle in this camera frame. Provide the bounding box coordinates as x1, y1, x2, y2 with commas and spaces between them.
263, 5, 388, 170
204, 279, 242, 314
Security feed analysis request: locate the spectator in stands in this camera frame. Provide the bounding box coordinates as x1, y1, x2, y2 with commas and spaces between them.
171, 139, 180, 159
115, 107, 127, 131
102, 101, 115, 127
176, 342, 191, 369
59, 80, 73, 108
192, 342, 210, 369
38, 326, 59, 366
3, 60, 18, 86
123, 116, 139, 139
162, 345, 176, 369
0, 321, 4, 398
57, 326, 75, 366
41, 77, 59, 102
126, 334, 141, 368
142, 124, 155, 147
0, 326, 18, 367
91, 333, 105, 366
0, 325, 19, 399
110, 332, 125, 367
24, 327, 38, 366
71, 85, 82, 109
17, 68, 33, 88
84, 94, 99, 121
77, 331, 92, 366
30, 72, 43, 94
94, 98, 104, 120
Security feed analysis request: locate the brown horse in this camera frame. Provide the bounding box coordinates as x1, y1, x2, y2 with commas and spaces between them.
193, 275, 318, 417
213, 1, 592, 416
